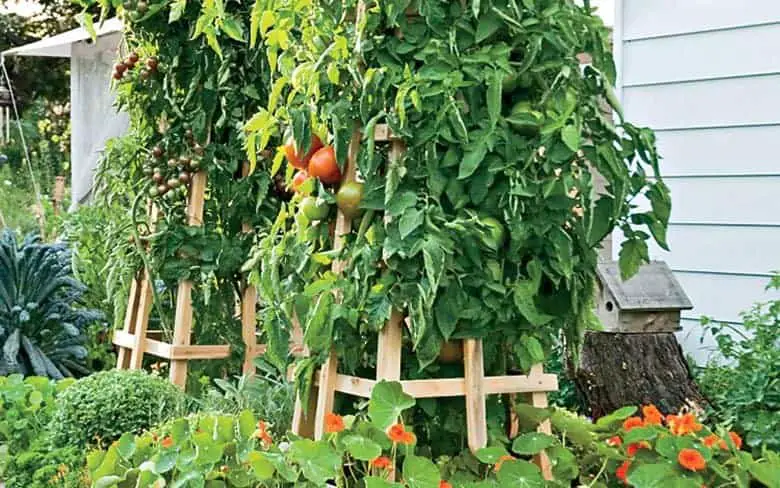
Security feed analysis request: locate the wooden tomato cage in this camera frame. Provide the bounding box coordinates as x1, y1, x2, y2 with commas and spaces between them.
114, 167, 266, 387
291, 124, 559, 480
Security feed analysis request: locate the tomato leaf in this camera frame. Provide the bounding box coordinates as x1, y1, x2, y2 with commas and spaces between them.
458, 142, 488, 179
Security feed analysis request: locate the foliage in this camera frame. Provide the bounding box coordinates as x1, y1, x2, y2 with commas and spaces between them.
0, 374, 88, 488
88, 380, 780, 488
0, 231, 102, 378
694, 274, 780, 454
49, 369, 187, 449
198, 366, 294, 434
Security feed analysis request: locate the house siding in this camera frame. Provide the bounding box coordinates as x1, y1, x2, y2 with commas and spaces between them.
614, 0, 780, 363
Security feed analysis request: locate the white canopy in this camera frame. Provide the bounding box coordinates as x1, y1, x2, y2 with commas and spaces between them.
2, 18, 123, 58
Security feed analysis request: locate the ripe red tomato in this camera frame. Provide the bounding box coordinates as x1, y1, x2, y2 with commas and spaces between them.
283, 135, 324, 170
308, 146, 341, 184
291, 171, 310, 193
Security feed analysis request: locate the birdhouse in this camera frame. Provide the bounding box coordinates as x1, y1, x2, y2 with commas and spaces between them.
0, 79, 11, 144
595, 261, 693, 333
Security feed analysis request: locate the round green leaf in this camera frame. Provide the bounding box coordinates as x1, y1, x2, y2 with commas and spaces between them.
402, 455, 441, 488
343, 434, 383, 461
511, 432, 556, 455
496, 459, 544, 488
369, 380, 415, 430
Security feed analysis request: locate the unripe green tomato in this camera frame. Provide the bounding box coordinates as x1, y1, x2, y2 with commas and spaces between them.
335, 181, 364, 219
300, 196, 330, 221
479, 216, 506, 251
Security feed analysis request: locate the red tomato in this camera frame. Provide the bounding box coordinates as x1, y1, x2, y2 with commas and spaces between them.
308, 146, 341, 184
283, 135, 324, 170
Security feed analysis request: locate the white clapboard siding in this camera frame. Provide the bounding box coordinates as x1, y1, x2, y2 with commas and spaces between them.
648, 225, 780, 276
623, 0, 780, 41
623, 75, 780, 130
615, 0, 780, 362
655, 125, 780, 176
623, 24, 780, 86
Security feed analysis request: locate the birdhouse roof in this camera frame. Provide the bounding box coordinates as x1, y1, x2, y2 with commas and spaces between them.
597, 261, 693, 311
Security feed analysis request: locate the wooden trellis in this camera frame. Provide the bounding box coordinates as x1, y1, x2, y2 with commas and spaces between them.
291, 124, 559, 479
115, 167, 266, 388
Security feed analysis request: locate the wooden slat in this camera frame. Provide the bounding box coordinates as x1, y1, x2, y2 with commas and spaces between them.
169, 171, 207, 388
129, 270, 154, 369
113, 331, 172, 359
169, 344, 231, 360
376, 309, 403, 381
116, 276, 140, 368
463, 339, 488, 452
241, 284, 258, 374
373, 124, 399, 142
528, 364, 554, 480
292, 387, 318, 439
313, 351, 339, 439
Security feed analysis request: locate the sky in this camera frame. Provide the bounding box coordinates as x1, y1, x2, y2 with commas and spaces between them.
2, 0, 616, 24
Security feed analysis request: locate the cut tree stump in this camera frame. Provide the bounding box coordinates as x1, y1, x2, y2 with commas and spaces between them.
575, 331, 706, 418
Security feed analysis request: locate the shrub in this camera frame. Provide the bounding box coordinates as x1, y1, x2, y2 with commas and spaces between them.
695, 274, 780, 453
0, 231, 103, 378
50, 369, 187, 448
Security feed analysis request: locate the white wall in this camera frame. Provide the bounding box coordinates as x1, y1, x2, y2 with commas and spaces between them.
614, 0, 780, 363
70, 32, 129, 208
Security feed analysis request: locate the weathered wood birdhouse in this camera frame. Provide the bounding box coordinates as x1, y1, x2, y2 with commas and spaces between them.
595, 261, 693, 333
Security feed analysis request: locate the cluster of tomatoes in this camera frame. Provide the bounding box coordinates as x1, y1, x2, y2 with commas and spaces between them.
143, 129, 203, 199
112, 52, 158, 81
283, 135, 364, 222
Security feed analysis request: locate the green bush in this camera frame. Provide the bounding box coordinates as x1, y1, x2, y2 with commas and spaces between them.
50, 369, 187, 449
695, 274, 780, 453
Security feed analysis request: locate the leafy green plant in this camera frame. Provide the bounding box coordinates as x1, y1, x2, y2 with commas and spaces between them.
49, 369, 187, 449
695, 274, 780, 454
87, 380, 780, 488
0, 231, 103, 378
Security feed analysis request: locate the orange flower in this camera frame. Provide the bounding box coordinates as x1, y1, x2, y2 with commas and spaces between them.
325, 413, 345, 434
256, 420, 273, 445
440, 482, 453, 488
616, 460, 631, 484
494, 455, 515, 472
607, 436, 623, 447
626, 441, 650, 457
371, 456, 392, 470
667, 413, 702, 436
388, 424, 406, 443
160, 436, 174, 448
400, 430, 416, 445
678, 448, 706, 471
642, 405, 663, 425
728, 431, 742, 449
623, 416, 644, 432
702, 434, 722, 449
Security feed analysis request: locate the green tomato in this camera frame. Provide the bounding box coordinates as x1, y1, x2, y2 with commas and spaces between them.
300, 196, 330, 221
335, 181, 364, 219
479, 216, 506, 251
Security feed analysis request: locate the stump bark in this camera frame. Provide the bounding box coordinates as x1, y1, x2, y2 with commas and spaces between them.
575, 331, 706, 418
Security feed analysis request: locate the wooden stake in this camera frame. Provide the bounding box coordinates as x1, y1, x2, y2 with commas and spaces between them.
116, 274, 141, 369
463, 339, 488, 452
128, 270, 154, 369
527, 364, 554, 480
169, 171, 207, 388
376, 309, 403, 381
241, 162, 258, 375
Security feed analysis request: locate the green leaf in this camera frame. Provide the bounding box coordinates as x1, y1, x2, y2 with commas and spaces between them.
618, 238, 649, 280
169, 0, 186, 22
366, 476, 404, 488
343, 435, 382, 461
399, 209, 424, 239
588, 197, 614, 247
749, 460, 780, 488
496, 459, 544, 488
77, 12, 96, 41
487, 71, 502, 128
471, 0, 480, 19
238, 410, 256, 440
94, 475, 123, 488
623, 426, 658, 445
626, 463, 701, 488
476, 446, 511, 464
154, 451, 177, 474
289, 439, 341, 485
369, 380, 415, 430
511, 432, 556, 455
116, 432, 136, 459
246, 451, 275, 480
476, 11, 502, 42
458, 142, 488, 179
221, 16, 246, 42
595, 406, 637, 429
403, 455, 441, 488
561, 124, 581, 152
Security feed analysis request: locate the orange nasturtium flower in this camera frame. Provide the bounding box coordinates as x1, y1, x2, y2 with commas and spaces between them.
703, 434, 722, 449
160, 436, 174, 449
494, 455, 515, 472
622, 416, 644, 432
667, 413, 703, 436
728, 431, 743, 450
256, 420, 273, 445
626, 441, 650, 457
324, 413, 345, 434
616, 460, 631, 484
642, 405, 663, 425
607, 436, 623, 447
388, 424, 407, 443
371, 456, 392, 470
678, 448, 707, 472
439, 481, 453, 488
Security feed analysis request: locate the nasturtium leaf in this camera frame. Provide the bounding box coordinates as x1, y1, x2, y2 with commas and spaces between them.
561, 124, 581, 152
94, 475, 123, 488
548, 445, 579, 481
749, 460, 780, 488
289, 439, 341, 485
343, 435, 382, 461
627, 463, 702, 488
623, 426, 658, 444
171, 469, 204, 488
116, 432, 136, 459
154, 451, 177, 474
369, 381, 415, 430
496, 459, 544, 488
238, 410, 256, 440
403, 455, 441, 488
475, 446, 511, 464
366, 476, 404, 488
511, 432, 556, 455
595, 406, 637, 429
246, 451, 275, 480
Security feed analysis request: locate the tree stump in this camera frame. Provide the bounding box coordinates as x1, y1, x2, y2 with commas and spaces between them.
575, 331, 706, 418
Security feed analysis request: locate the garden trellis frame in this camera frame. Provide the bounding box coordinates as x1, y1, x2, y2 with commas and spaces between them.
291, 120, 559, 481
114, 166, 267, 388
